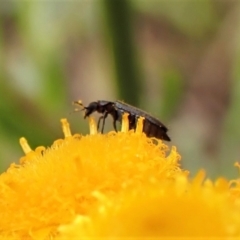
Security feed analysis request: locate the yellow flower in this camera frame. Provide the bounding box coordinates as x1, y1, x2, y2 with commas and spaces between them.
57, 170, 240, 239
0, 114, 183, 239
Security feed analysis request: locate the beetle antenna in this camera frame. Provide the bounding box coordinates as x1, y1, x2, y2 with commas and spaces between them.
70, 100, 86, 115
73, 100, 84, 107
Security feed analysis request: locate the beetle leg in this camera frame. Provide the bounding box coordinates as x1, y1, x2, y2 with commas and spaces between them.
113, 119, 117, 131
101, 112, 109, 133
112, 109, 121, 132
127, 114, 136, 129
97, 115, 104, 130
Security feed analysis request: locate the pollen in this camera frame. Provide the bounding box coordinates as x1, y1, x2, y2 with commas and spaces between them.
61, 118, 72, 137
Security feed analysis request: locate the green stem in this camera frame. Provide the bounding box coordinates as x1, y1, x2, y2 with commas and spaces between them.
103, 0, 142, 105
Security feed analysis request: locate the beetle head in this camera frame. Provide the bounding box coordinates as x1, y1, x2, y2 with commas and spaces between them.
74, 100, 106, 118
84, 101, 101, 118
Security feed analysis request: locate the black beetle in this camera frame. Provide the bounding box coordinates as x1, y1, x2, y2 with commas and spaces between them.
75, 100, 170, 141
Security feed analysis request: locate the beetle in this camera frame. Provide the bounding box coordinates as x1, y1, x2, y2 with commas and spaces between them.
74, 100, 170, 141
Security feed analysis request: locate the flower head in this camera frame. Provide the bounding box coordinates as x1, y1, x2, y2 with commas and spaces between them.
57, 170, 240, 239
1, 114, 240, 239
0, 115, 183, 239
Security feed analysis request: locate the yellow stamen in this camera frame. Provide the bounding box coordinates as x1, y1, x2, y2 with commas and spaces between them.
136, 116, 144, 134
121, 113, 129, 132
61, 119, 72, 138
19, 137, 32, 154
89, 117, 97, 135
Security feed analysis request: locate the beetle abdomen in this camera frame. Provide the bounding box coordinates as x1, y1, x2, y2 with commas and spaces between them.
142, 119, 170, 141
